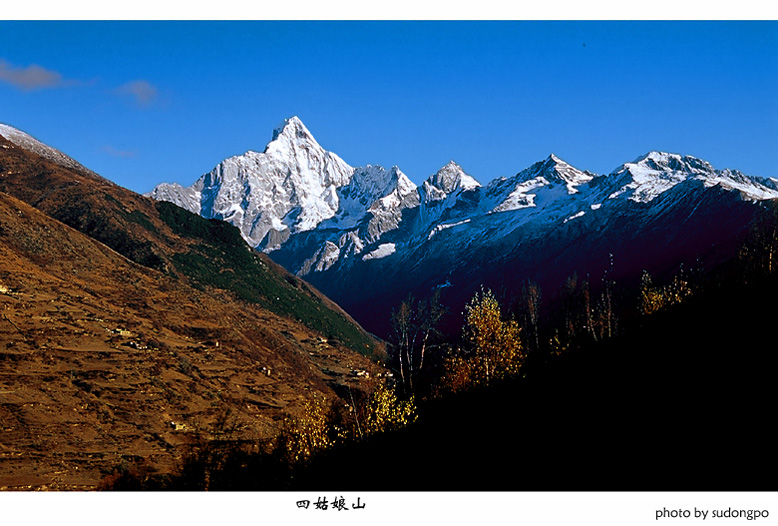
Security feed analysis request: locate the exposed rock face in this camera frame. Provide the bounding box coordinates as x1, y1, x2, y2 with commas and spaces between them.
149, 116, 355, 249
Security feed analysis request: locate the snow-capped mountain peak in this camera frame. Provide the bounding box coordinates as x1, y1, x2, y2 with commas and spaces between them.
262, 116, 350, 186
422, 161, 481, 203
508, 154, 595, 189
540, 153, 595, 187
605, 151, 710, 203
149, 116, 355, 248
627, 151, 715, 176
606, 151, 777, 203
388, 165, 417, 196
269, 115, 316, 146
150, 117, 425, 255
430, 161, 481, 193
481, 155, 594, 213
326, 164, 418, 229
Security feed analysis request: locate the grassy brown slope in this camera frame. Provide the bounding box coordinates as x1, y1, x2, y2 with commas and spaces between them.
0, 139, 384, 490
0, 135, 376, 354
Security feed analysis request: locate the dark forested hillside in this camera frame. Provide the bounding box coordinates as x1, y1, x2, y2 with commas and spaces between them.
291, 263, 778, 491
141, 205, 778, 491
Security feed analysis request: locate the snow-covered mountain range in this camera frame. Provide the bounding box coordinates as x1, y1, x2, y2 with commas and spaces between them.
149, 116, 778, 335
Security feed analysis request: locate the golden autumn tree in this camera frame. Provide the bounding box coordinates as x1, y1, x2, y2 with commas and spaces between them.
439, 288, 524, 393
363, 384, 417, 436
277, 396, 337, 464
639, 270, 664, 315
639, 268, 693, 316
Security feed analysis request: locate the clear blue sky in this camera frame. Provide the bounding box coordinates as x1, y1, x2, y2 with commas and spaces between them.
1, 20, 776, 194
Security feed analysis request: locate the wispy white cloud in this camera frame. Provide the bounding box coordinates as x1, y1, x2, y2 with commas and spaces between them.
100, 144, 138, 158
0, 58, 68, 91
0, 58, 162, 110
113, 79, 158, 107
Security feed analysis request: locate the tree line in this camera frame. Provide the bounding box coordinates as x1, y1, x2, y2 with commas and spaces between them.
386, 202, 778, 399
